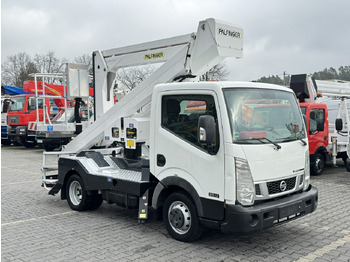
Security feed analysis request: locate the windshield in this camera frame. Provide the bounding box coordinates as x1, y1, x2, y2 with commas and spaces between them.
9, 96, 26, 112
223, 88, 306, 144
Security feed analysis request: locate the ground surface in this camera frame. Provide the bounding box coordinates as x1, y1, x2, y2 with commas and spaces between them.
1, 145, 350, 262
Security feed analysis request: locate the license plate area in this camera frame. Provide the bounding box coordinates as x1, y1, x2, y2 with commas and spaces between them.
279, 201, 302, 219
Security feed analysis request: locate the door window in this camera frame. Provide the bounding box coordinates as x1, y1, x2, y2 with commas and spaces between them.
309, 108, 325, 134
161, 95, 218, 151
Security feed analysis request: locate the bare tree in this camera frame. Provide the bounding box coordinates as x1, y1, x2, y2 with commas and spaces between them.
33, 51, 68, 83
116, 65, 155, 91
74, 54, 93, 75
200, 62, 230, 81
1, 52, 38, 87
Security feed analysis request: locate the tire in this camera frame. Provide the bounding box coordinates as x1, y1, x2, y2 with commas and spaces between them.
90, 193, 103, 210
66, 175, 90, 211
311, 153, 325, 176
346, 158, 350, 172
13, 140, 21, 146
44, 144, 56, 151
1, 139, 11, 146
163, 191, 203, 242
22, 137, 37, 148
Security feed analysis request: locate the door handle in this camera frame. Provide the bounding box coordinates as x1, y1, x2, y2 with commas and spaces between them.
157, 154, 166, 167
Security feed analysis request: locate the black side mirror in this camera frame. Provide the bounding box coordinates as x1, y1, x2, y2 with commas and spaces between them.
335, 118, 343, 131
198, 115, 215, 145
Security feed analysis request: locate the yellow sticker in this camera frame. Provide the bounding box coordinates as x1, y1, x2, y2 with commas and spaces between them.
144, 52, 164, 60
126, 140, 135, 147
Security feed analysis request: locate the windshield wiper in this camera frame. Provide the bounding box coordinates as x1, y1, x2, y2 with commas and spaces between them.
280, 137, 307, 146
239, 137, 281, 150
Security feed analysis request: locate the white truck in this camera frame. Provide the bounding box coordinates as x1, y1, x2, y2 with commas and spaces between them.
44, 18, 318, 242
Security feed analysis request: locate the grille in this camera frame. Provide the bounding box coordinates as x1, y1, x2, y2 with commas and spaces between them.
267, 177, 296, 195
255, 184, 261, 195
8, 116, 19, 123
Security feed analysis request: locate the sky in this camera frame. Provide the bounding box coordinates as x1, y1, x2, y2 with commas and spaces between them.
1, 0, 350, 81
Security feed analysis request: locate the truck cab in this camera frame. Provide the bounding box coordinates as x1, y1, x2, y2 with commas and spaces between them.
150, 82, 317, 238
299, 103, 329, 175
7, 94, 50, 147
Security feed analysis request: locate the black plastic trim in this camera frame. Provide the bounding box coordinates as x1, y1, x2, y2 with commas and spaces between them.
220, 185, 318, 233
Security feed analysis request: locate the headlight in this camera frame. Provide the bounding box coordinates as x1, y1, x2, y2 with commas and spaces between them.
304, 150, 310, 190
235, 157, 255, 206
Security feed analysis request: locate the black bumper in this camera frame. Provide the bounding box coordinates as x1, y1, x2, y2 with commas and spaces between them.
220, 185, 318, 233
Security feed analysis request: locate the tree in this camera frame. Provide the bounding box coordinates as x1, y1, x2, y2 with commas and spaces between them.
254, 75, 286, 85
74, 54, 93, 75
116, 65, 155, 91
200, 62, 230, 81
312, 67, 339, 80
33, 51, 68, 83
1, 52, 38, 87
338, 66, 350, 81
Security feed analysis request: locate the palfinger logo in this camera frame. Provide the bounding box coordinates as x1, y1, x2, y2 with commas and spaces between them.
218, 28, 242, 39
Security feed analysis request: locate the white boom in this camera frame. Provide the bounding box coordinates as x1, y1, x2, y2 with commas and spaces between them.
63, 18, 243, 153
316, 80, 350, 97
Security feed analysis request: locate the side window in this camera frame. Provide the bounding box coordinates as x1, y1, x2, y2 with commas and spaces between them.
309, 108, 325, 133
161, 95, 218, 151
28, 98, 44, 110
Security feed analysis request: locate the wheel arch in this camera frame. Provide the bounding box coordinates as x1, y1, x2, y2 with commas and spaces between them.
310, 145, 328, 163
152, 176, 204, 217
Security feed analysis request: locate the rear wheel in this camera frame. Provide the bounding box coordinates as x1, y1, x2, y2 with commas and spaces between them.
66, 175, 90, 211
311, 153, 325, 176
90, 193, 103, 210
163, 192, 203, 242
66, 174, 103, 211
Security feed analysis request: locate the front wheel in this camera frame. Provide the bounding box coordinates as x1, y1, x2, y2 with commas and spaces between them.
311, 153, 325, 176
163, 192, 203, 242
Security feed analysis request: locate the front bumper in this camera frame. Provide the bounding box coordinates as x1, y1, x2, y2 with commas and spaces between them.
220, 185, 318, 233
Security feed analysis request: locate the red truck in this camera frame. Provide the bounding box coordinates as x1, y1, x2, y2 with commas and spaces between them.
299, 103, 329, 175
6, 80, 69, 147
290, 74, 337, 175
7, 94, 50, 147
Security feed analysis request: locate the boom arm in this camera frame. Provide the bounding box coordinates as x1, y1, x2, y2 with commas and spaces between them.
63, 18, 243, 153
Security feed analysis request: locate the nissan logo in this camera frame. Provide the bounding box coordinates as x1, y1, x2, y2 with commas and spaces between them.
280, 181, 287, 191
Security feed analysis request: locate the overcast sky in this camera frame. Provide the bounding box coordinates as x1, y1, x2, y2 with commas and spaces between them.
1, 0, 349, 81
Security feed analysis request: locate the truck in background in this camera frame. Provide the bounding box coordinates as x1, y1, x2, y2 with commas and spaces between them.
290, 74, 350, 175
1, 96, 12, 145
27, 67, 94, 151
1, 85, 30, 146
7, 94, 51, 147
43, 19, 318, 242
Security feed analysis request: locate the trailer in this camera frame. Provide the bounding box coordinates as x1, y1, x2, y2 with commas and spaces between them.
43, 18, 318, 242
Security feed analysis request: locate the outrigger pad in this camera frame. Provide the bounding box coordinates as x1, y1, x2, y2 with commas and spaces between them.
77, 151, 109, 167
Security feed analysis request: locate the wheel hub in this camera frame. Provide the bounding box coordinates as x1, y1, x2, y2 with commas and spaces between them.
168, 201, 191, 235
170, 208, 184, 228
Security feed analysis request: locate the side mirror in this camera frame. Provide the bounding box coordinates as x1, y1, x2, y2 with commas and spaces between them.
335, 118, 343, 131
198, 115, 215, 145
